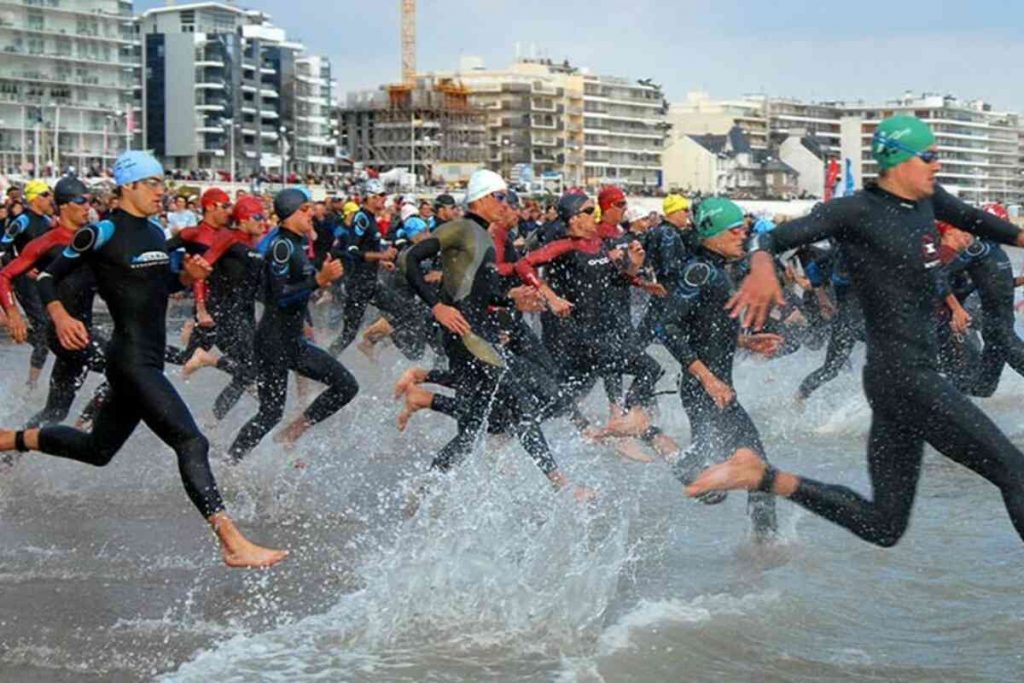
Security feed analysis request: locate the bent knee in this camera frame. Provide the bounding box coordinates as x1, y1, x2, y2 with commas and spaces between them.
868, 521, 908, 548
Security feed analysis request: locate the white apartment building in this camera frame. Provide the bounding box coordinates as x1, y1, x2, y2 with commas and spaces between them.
840, 93, 1023, 204
0, 0, 141, 175
427, 58, 668, 191
582, 73, 667, 191
668, 91, 1024, 204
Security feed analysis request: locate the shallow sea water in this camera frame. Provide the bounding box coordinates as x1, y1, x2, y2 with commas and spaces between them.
2, 309, 1024, 682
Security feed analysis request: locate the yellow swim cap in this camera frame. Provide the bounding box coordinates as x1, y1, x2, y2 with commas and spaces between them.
24, 179, 51, 202
343, 201, 360, 216
663, 194, 690, 216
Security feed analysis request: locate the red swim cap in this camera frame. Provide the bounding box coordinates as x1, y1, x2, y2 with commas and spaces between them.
598, 186, 626, 212
201, 187, 231, 210
233, 195, 265, 222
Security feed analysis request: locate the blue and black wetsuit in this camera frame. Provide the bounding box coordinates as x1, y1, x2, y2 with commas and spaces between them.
33, 209, 224, 518
228, 227, 358, 461
2, 208, 52, 371
936, 238, 1024, 397
329, 208, 384, 355
797, 246, 866, 399
636, 220, 699, 350
749, 184, 1024, 547
658, 248, 776, 537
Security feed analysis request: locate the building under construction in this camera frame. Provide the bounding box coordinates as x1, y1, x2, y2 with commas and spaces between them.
338, 76, 488, 184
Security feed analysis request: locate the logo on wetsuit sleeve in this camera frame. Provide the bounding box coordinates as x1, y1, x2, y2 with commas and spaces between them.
130, 251, 170, 268
921, 234, 941, 269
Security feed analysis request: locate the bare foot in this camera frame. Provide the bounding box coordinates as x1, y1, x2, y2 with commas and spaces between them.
614, 438, 654, 463
393, 367, 429, 399
222, 542, 289, 569
397, 385, 434, 432
356, 338, 378, 362
685, 448, 767, 499
574, 485, 598, 503
274, 416, 310, 445
182, 347, 219, 380
211, 513, 289, 569
600, 406, 651, 439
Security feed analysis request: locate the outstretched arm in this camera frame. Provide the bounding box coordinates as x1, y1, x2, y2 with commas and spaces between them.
933, 186, 1023, 246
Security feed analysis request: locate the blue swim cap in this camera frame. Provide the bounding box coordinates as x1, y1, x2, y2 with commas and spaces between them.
402, 216, 429, 240
753, 217, 776, 235
274, 187, 310, 221
112, 151, 164, 186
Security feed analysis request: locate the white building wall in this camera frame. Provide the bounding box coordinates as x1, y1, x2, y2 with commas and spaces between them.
778, 136, 824, 197
662, 136, 718, 194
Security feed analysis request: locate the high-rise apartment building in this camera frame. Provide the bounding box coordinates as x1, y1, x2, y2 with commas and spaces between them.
139, 2, 336, 178
0, 0, 141, 175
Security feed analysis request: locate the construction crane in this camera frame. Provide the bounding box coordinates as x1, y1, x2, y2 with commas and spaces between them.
401, 0, 416, 85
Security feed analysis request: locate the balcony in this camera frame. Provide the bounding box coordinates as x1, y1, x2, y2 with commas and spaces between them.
261, 109, 279, 119
0, 23, 135, 46
0, 43, 136, 68
259, 89, 278, 99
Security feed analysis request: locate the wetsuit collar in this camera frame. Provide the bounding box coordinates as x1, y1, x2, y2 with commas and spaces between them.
465, 212, 489, 230
867, 183, 919, 210
695, 245, 731, 268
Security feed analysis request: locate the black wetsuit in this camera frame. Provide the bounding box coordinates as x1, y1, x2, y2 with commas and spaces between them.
34, 209, 224, 518
937, 239, 1024, 397
750, 184, 1024, 546
377, 234, 443, 361
228, 227, 359, 461
659, 248, 776, 537
329, 209, 385, 355
636, 220, 699, 350
797, 248, 865, 400
1, 209, 52, 371
403, 213, 560, 477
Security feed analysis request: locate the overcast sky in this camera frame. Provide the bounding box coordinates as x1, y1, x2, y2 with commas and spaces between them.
135, 0, 1024, 111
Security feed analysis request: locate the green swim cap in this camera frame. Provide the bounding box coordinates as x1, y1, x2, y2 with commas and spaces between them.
695, 197, 745, 239
872, 116, 936, 170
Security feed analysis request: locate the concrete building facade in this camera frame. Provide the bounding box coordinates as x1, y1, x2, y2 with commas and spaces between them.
0, 0, 141, 175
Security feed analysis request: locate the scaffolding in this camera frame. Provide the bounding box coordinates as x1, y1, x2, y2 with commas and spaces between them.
341, 77, 487, 177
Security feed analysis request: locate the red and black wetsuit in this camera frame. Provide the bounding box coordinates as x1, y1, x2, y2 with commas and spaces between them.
0, 221, 108, 427
196, 228, 264, 420
515, 235, 663, 410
